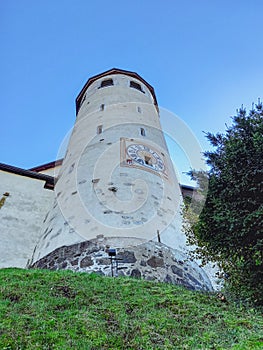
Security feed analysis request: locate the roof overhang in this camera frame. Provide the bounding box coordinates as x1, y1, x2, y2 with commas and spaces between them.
29, 159, 63, 173
0, 163, 55, 190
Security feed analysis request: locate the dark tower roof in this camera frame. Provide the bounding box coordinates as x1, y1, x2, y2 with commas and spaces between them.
75, 68, 158, 115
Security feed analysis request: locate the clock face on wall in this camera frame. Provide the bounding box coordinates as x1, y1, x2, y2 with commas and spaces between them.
126, 144, 165, 172
120, 138, 168, 178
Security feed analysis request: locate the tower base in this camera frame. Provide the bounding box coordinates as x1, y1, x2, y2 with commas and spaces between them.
31, 237, 213, 292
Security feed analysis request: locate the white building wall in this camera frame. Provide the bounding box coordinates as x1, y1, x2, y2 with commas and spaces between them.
0, 171, 54, 268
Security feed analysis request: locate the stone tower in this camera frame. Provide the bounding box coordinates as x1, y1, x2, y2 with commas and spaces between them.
31, 69, 212, 291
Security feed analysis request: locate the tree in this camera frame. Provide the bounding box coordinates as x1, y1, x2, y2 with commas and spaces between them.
184, 101, 263, 306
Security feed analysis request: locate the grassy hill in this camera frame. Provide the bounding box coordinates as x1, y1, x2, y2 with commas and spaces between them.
0, 268, 262, 349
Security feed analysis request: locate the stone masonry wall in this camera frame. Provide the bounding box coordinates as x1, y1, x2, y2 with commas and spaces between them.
31, 237, 213, 292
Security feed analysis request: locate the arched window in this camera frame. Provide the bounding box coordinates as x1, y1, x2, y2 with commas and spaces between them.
100, 104, 105, 111
137, 106, 141, 113
140, 128, 146, 136
100, 79, 113, 88
130, 81, 144, 93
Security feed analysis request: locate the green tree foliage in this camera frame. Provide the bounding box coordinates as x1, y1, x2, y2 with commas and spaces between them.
184, 102, 263, 306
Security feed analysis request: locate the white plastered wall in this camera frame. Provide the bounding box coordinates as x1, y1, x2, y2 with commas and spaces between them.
0, 171, 54, 268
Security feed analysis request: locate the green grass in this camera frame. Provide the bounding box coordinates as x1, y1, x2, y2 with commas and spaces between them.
0, 269, 262, 349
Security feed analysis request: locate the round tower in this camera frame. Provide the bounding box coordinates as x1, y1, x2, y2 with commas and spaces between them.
31, 69, 212, 291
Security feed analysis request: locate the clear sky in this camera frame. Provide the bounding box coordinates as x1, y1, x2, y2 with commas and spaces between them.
1, 1, 262, 184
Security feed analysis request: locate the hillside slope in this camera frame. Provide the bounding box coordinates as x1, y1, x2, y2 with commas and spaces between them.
0, 269, 262, 349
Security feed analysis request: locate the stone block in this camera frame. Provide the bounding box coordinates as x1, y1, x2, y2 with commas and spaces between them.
147, 256, 164, 268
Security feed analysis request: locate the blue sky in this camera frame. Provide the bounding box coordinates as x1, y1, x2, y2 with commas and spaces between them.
1, 1, 262, 184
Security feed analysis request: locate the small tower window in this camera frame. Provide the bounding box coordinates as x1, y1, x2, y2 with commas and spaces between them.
100, 104, 105, 111
130, 81, 144, 92
137, 106, 141, 113
100, 79, 113, 88
140, 128, 146, 136
97, 125, 103, 134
